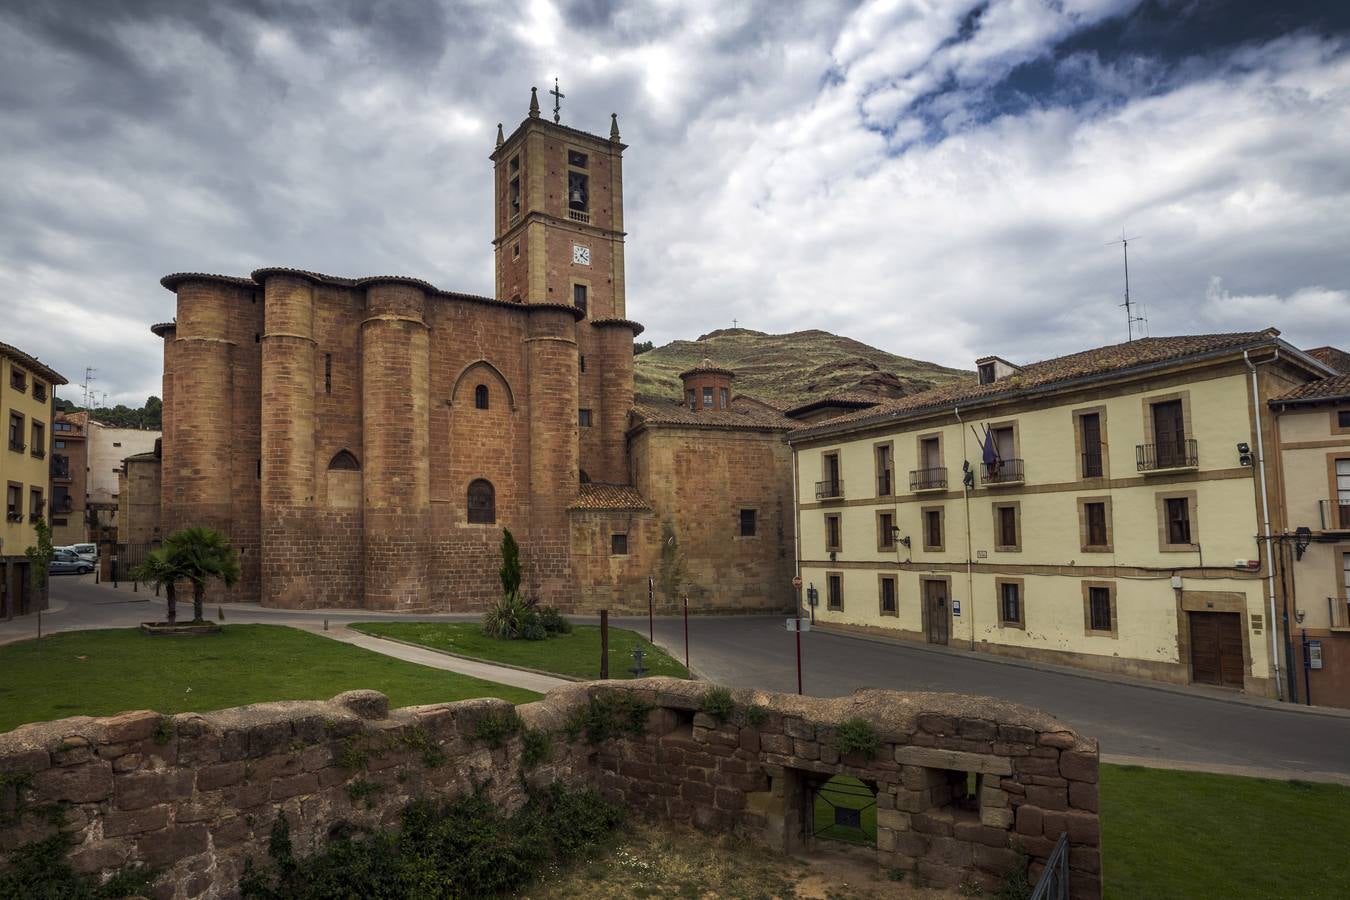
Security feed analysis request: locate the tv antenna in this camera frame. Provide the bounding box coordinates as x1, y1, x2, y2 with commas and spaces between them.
81, 367, 97, 408
1108, 232, 1148, 341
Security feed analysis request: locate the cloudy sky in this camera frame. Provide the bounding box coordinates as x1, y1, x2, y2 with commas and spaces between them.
2, 0, 1349, 405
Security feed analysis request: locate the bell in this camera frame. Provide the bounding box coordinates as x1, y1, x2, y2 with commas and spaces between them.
570, 188, 585, 205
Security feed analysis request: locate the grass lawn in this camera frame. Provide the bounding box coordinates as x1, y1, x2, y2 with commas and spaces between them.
350, 621, 689, 681
0, 625, 539, 732
812, 775, 879, 847
1101, 764, 1350, 899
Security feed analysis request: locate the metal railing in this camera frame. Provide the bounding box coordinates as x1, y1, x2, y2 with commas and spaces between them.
1081, 451, 1104, 478
568, 209, 591, 224
1330, 597, 1350, 630
8, 441, 24, 453
982, 458, 1025, 485
1136, 439, 1198, 471
1030, 832, 1070, 900
51, 457, 71, 479
815, 479, 844, 500
910, 467, 948, 491
1319, 499, 1350, 530
33, 385, 47, 402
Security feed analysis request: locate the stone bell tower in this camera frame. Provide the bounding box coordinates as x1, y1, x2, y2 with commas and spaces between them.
490, 86, 638, 486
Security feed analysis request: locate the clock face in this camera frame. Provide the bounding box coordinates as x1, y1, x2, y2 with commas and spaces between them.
572, 244, 591, 266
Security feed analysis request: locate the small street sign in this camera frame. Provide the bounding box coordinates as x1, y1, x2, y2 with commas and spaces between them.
792, 575, 803, 588
786, 617, 811, 632
952, 599, 962, 617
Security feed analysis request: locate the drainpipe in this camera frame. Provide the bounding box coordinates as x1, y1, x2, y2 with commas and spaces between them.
1244, 349, 1284, 701
954, 406, 976, 651
791, 444, 802, 617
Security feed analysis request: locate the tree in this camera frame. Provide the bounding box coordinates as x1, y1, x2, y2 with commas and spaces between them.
163, 526, 240, 622
23, 518, 54, 601
131, 548, 186, 624
633, 340, 654, 356
499, 528, 522, 601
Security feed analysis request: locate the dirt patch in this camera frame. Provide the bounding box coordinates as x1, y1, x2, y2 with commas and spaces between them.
521, 821, 961, 899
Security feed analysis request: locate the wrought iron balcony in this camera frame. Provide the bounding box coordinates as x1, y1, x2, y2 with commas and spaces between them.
815, 479, 844, 501
981, 458, 1025, 486
910, 467, 948, 491
51, 457, 70, 479
31, 448, 44, 460
1136, 439, 1198, 472
53, 497, 74, 513
1318, 499, 1350, 531
8, 441, 24, 453
33, 385, 47, 402
1331, 597, 1350, 631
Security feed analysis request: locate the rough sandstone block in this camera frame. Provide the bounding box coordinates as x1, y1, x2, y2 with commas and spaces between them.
101, 711, 163, 745
1038, 731, 1076, 749
1024, 784, 1068, 811
103, 805, 171, 837
1059, 750, 1098, 783
34, 763, 113, 805
1016, 805, 1043, 836
980, 806, 1014, 829
1069, 780, 1099, 812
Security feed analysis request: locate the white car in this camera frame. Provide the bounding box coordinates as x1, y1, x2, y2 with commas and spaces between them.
57, 543, 99, 564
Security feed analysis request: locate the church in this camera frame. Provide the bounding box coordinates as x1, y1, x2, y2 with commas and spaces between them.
147, 89, 798, 613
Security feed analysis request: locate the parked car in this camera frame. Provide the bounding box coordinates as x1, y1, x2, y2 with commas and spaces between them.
70, 543, 98, 563
49, 548, 93, 575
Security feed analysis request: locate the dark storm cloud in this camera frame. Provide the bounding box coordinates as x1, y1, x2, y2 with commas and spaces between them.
1, 0, 1348, 407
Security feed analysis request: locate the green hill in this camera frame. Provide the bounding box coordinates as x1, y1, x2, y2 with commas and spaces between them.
633, 328, 968, 409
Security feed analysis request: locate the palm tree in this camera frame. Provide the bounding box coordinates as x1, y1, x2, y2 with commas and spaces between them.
131, 548, 186, 624
163, 526, 241, 623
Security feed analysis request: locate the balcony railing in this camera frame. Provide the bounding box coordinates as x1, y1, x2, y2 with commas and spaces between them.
877, 473, 894, 496
1318, 499, 1350, 531
910, 467, 948, 491
568, 209, 591, 224
1331, 597, 1350, 630
981, 458, 1025, 486
33, 385, 47, 402
53, 497, 74, 514
8, 441, 24, 453
1136, 439, 1198, 472
1081, 451, 1104, 479
31, 448, 44, 460
815, 479, 844, 501
51, 459, 71, 479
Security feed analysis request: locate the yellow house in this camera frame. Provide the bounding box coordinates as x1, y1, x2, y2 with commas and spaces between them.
1, 340, 67, 617
787, 329, 1332, 699
1270, 372, 1350, 708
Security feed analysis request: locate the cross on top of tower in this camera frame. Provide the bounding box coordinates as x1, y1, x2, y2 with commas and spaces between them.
549, 77, 564, 124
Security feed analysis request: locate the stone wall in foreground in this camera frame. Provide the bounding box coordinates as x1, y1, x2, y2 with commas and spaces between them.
0, 680, 1102, 899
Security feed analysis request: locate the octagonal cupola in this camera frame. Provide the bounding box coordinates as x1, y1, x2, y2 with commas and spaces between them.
679, 358, 735, 411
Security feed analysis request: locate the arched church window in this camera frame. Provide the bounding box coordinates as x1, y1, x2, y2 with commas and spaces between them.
475, 384, 489, 410
328, 450, 360, 471
467, 479, 495, 524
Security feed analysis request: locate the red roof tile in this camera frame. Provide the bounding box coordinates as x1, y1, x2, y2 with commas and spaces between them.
568, 483, 652, 511
1272, 373, 1350, 404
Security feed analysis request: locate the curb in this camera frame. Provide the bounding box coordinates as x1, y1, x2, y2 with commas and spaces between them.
809, 621, 1350, 721
1101, 754, 1350, 787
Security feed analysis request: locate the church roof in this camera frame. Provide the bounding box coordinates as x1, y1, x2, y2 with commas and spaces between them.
629, 398, 797, 433
678, 358, 735, 379
568, 483, 652, 511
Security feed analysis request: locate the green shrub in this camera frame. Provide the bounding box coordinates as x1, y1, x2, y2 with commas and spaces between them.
0, 831, 151, 898
996, 853, 1032, 900
238, 783, 622, 899
481, 593, 534, 640
346, 778, 383, 807
536, 606, 572, 634
833, 718, 881, 760
397, 727, 445, 769
564, 691, 653, 744
471, 709, 522, 748
521, 728, 552, 769
521, 620, 547, 641
699, 687, 735, 725
745, 704, 768, 728
336, 739, 369, 770
152, 716, 174, 745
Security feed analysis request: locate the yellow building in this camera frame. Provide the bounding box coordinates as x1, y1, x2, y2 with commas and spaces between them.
1, 340, 67, 617
1270, 372, 1350, 708
788, 329, 1332, 699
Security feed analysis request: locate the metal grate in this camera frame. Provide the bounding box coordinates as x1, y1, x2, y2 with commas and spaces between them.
1136, 439, 1198, 471
1030, 832, 1070, 900
811, 776, 877, 846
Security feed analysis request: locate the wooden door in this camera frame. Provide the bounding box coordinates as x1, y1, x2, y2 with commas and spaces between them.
1189, 612, 1244, 687
923, 580, 949, 645
1152, 400, 1185, 467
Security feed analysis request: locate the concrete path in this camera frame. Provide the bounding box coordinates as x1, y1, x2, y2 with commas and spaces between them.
292, 623, 569, 693
11, 577, 1350, 781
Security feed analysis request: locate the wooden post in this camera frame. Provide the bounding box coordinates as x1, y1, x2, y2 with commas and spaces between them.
600, 609, 609, 680
683, 594, 689, 672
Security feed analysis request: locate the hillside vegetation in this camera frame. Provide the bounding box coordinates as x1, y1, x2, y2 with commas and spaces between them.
634, 328, 968, 409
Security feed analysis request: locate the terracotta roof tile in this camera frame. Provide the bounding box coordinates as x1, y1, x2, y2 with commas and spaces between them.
1306, 346, 1350, 374
568, 483, 652, 511
1272, 373, 1350, 404
630, 398, 797, 432
678, 357, 736, 379
792, 329, 1285, 439
0, 340, 67, 386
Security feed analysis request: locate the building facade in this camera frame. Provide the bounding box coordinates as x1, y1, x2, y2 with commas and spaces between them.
147, 91, 795, 614
1, 341, 66, 616
1270, 373, 1350, 708
49, 410, 88, 546
788, 331, 1332, 699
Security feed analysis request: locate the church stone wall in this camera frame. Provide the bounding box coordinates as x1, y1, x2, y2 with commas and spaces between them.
634, 427, 796, 613
0, 680, 1101, 899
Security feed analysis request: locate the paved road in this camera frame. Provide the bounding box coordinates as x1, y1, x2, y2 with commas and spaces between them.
11, 576, 1350, 780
